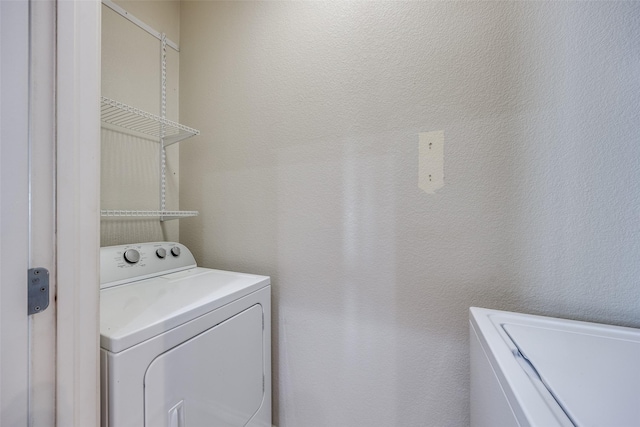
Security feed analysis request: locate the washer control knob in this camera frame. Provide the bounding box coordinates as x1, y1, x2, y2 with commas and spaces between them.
171, 246, 181, 257
156, 248, 167, 259
123, 249, 140, 264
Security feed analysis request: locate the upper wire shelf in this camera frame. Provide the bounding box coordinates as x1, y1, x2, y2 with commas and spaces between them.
100, 96, 200, 146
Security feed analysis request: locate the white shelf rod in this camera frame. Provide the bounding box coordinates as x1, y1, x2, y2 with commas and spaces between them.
160, 33, 168, 213
102, 0, 179, 52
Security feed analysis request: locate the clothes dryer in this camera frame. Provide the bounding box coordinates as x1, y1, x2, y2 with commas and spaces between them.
100, 242, 271, 427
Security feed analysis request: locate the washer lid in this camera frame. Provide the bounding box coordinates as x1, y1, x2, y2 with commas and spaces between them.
503, 321, 640, 427
100, 267, 270, 353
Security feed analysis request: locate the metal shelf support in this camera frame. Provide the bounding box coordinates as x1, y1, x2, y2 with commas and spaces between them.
100, 32, 200, 222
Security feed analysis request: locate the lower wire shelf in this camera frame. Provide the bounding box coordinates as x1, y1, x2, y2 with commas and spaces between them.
101, 210, 199, 221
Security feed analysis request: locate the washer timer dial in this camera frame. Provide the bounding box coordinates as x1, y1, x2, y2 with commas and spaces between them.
123, 249, 141, 264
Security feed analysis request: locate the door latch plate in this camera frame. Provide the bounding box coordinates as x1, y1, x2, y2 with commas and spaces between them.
28, 268, 49, 315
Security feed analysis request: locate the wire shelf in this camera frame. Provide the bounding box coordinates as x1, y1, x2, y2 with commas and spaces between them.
101, 210, 199, 221
100, 96, 200, 146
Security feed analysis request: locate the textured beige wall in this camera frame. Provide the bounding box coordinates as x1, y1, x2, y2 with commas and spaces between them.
114, 0, 180, 44
179, 2, 640, 426
101, 1, 181, 246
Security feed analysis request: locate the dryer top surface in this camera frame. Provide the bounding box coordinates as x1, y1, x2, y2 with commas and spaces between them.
100, 267, 270, 353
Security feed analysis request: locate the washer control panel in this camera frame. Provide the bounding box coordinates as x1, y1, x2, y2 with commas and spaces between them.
100, 242, 197, 289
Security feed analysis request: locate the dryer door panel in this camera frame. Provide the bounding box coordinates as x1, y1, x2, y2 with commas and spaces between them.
145, 304, 264, 426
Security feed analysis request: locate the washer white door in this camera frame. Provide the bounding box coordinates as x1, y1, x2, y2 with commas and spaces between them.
145, 304, 265, 426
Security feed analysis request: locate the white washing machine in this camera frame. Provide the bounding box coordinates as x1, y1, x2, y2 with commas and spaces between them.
470, 307, 640, 427
100, 242, 271, 427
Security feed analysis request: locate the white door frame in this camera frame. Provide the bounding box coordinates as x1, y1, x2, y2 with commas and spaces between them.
0, 1, 30, 424
56, 0, 101, 426
3, 0, 101, 424
29, 0, 57, 424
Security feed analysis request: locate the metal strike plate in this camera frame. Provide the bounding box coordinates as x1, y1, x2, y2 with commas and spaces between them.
28, 268, 50, 315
